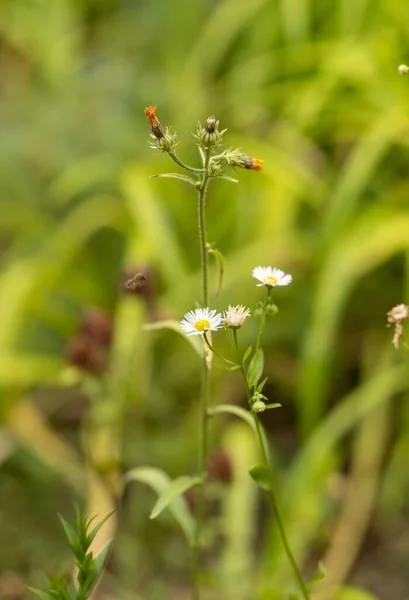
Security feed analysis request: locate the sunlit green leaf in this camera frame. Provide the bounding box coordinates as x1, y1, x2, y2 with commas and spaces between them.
150, 475, 202, 520
125, 467, 196, 544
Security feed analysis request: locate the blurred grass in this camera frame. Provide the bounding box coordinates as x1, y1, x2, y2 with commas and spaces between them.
1, 0, 409, 599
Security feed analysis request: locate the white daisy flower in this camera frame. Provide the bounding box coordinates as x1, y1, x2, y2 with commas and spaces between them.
181, 307, 223, 337
252, 266, 292, 288
224, 305, 251, 329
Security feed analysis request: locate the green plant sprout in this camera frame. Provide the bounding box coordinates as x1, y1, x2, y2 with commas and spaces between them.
28, 508, 112, 600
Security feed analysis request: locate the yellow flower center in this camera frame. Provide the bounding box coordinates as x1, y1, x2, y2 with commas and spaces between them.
266, 276, 278, 285
194, 319, 211, 332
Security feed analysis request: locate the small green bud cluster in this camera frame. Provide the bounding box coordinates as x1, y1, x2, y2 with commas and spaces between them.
194, 116, 227, 150
251, 391, 267, 413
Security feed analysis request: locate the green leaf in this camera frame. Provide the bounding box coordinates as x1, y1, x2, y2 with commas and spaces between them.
143, 320, 203, 357
87, 511, 114, 545
93, 541, 112, 580
256, 377, 268, 393
208, 404, 256, 432
249, 463, 270, 492
27, 589, 55, 600
150, 475, 202, 520
214, 175, 241, 184
125, 467, 196, 544
265, 403, 281, 410
207, 247, 224, 300
247, 348, 264, 389
150, 173, 196, 187
242, 346, 252, 366
58, 514, 77, 552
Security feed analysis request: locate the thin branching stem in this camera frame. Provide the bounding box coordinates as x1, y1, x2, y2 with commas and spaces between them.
168, 150, 205, 174
233, 321, 309, 600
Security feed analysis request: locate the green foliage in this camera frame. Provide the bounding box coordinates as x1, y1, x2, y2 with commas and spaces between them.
29, 510, 112, 600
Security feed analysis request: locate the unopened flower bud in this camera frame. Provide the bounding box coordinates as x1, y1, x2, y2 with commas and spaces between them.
205, 115, 217, 133
222, 149, 264, 172
398, 64, 409, 75
194, 117, 226, 149
145, 105, 165, 140
252, 399, 266, 413
145, 105, 177, 153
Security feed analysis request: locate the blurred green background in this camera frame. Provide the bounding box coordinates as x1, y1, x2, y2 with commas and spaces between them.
1, 1, 409, 599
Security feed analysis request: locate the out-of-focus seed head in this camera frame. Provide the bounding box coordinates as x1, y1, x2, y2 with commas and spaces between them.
207, 450, 233, 484
67, 334, 108, 374
82, 309, 114, 347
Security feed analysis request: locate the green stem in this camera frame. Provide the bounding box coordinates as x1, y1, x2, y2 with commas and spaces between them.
192, 145, 212, 600
203, 332, 239, 367
233, 327, 309, 600
168, 150, 204, 174
254, 288, 270, 362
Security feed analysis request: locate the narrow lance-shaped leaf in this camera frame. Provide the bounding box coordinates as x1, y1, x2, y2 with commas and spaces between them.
87, 511, 114, 546
58, 514, 77, 553
214, 175, 241, 184
93, 541, 113, 580
150, 173, 196, 187
27, 589, 56, 600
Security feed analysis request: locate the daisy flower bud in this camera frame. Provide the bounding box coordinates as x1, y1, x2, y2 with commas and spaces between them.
224, 305, 251, 329
181, 307, 223, 337
252, 266, 292, 288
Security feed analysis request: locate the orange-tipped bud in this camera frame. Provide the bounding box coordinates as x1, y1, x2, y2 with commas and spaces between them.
248, 158, 264, 172
144, 105, 165, 140
145, 105, 159, 127
223, 150, 264, 172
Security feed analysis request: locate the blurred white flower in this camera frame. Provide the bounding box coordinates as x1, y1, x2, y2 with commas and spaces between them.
181, 307, 223, 336
224, 305, 251, 329
252, 266, 292, 288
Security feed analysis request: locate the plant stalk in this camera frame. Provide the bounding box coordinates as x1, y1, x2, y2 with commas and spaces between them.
233, 323, 309, 600
192, 146, 212, 600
